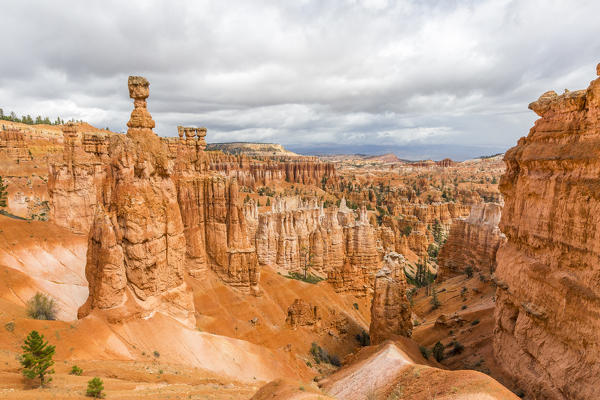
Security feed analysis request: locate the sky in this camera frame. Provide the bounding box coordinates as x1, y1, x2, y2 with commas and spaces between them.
1, 0, 599, 160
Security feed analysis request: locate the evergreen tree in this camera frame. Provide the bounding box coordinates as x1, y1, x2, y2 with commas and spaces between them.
20, 330, 55, 386
430, 284, 441, 310
433, 341, 445, 362
0, 176, 8, 208
86, 377, 105, 398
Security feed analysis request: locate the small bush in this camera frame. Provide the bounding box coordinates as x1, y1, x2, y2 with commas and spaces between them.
153, 350, 160, 358
355, 330, 370, 346
471, 319, 480, 326
433, 341, 445, 362
448, 341, 465, 356
419, 346, 430, 359
86, 377, 104, 398
352, 302, 359, 310
70, 365, 83, 376
329, 354, 341, 367
26, 293, 58, 320
461, 305, 467, 310
286, 272, 324, 284
310, 342, 340, 366
4, 321, 15, 332
465, 266, 474, 278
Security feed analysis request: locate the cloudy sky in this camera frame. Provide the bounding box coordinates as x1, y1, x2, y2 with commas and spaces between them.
1, 0, 599, 159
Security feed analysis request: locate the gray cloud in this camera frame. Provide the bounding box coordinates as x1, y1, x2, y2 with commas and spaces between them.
1, 0, 599, 159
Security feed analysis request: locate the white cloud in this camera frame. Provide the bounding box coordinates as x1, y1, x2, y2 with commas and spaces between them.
0, 0, 598, 158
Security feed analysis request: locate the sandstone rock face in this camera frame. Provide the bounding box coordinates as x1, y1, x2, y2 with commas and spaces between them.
328, 202, 380, 296
252, 197, 380, 296
369, 252, 412, 345
48, 123, 109, 234
493, 66, 600, 400
209, 153, 336, 188
78, 77, 195, 326
437, 202, 505, 279
285, 298, 320, 329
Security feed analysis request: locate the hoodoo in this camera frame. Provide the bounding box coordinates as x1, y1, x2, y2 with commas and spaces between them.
494, 64, 600, 399
369, 252, 413, 344
78, 76, 195, 326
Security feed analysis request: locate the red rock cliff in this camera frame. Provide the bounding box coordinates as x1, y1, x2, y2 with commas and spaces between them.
369, 252, 412, 344
493, 65, 600, 400
437, 202, 505, 279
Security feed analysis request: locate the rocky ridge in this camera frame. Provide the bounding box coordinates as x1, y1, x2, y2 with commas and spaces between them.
493, 65, 600, 399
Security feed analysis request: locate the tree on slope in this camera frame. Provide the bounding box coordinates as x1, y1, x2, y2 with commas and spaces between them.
20, 330, 55, 386
0, 176, 7, 209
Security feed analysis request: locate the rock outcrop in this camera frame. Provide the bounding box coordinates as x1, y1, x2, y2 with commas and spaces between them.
369, 252, 412, 344
48, 123, 109, 234
437, 202, 505, 279
209, 153, 336, 188
493, 65, 600, 400
252, 197, 380, 296
285, 298, 320, 329
78, 77, 195, 326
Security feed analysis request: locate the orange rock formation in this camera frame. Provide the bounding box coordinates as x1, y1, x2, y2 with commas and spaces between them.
369, 252, 412, 344
78, 76, 195, 326
494, 65, 600, 400
437, 202, 505, 279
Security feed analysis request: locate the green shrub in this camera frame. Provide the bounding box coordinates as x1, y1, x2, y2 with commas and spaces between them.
433, 341, 445, 362
352, 302, 359, 310
286, 272, 323, 284
309, 342, 340, 366
4, 321, 15, 332
26, 293, 58, 320
70, 365, 83, 376
465, 266, 474, 278
86, 377, 104, 398
430, 287, 441, 310
355, 330, 370, 347
419, 346, 430, 359
471, 319, 480, 326
447, 341, 465, 356
153, 350, 160, 358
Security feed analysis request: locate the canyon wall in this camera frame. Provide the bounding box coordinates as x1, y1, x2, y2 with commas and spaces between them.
208, 153, 336, 188
369, 252, 412, 344
437, 202, 505, 279
493, 66, 600, 400
252, 197, 380, 296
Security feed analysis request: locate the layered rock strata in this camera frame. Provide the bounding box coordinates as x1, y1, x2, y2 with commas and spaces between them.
251, 197, 380, 296
369, 252, 412, 344
493, 65, 600, 400
78, 77, 195, 326
437, 202, 505, 279
77, 76, 262, 325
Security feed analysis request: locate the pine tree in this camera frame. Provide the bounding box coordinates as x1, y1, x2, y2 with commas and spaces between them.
20, 330, 55, 386
0, 176, 8, 208
430, 284, 441, 309
433, 341, 445, 362
86, 377, 105, 398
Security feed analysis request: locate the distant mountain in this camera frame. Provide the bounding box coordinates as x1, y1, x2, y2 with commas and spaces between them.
206, 142, 300, 157
286, 143, 509, 162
